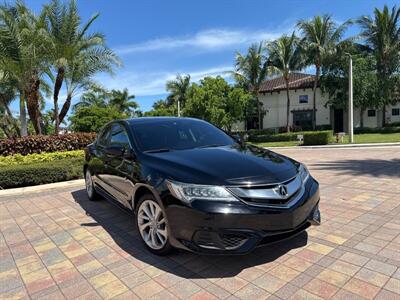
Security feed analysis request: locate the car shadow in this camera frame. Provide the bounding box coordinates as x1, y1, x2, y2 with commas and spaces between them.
71, 189, 308, 279
311, 158, 400, 178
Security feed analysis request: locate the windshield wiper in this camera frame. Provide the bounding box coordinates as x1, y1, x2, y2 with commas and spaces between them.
144, 148, 171, 153
196, 144, 225, 149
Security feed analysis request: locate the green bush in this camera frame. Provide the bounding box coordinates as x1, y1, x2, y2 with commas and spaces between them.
0, 158, 84, 189
0, 150, 84, 166
0, 132, 96, 156
303, 131, 333, 145
248, 132, 298, 143
354, 126, 400, 134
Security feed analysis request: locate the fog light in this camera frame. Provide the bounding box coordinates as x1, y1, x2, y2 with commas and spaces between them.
310, 205, 321, 225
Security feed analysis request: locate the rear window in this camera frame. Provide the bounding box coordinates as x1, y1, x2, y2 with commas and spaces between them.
130, 119, 234, 151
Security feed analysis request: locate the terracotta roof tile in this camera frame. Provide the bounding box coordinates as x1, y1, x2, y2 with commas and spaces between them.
260, 72, 316, 93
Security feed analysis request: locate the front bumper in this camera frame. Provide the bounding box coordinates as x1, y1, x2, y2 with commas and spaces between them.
164, 177, 321, 254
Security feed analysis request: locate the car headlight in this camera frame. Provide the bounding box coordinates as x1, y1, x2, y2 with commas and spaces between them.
166, 180, 238, 203
299, 163, 310, 184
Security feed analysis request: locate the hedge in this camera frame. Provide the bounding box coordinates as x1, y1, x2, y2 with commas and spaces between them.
303, 131, 333, 145
354, 126, 400, 134
0, 132, 96, 156
0, 157, 84, 189
0, 150, 84, 166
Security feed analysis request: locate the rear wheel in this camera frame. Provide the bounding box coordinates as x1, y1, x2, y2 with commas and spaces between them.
136, 194, 173, 255
85, 169, 101, 201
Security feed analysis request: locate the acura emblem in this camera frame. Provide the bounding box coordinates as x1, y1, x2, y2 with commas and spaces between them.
278, 185, 288, 197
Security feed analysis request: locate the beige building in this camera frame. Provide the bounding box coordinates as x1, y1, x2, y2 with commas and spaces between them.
234, 73, 400, 132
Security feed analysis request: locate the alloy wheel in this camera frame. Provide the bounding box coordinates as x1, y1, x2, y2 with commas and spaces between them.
85, 170, 93, 198
137, 200, 168, 250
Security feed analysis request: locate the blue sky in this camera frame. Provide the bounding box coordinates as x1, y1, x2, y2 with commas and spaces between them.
10, 0, 398, 114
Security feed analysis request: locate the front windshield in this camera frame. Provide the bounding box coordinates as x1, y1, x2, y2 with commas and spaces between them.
131, 119, 235, 152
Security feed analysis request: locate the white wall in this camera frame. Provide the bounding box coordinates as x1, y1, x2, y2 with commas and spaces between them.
353, 103, 400, 128
259, 88, 330, 128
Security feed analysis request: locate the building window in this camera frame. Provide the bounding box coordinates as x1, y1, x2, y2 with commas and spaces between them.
299, 95, 308, 104
367, 109, 376, 117
293, 111, 313, 129
392, 108, 400, 116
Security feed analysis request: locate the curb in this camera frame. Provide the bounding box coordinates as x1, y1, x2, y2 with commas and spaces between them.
0, 179, 85, 197
266, 142, 400, 150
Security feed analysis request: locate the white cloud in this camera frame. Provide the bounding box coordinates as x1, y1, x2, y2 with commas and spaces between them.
98, 65, 232, 97
115, 28, 288, 55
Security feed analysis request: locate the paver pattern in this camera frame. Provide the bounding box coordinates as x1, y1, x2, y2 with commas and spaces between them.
1, 146, 399, 299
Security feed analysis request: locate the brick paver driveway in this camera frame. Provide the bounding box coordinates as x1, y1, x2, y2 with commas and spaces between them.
1, 146, 399, 300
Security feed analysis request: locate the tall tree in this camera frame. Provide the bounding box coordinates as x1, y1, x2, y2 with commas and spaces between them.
109, 88, 139, 117
45, 0, 120, 133
0, 1, 51, 135
358, 5, 400, 126
267, 33, 304, 132
184, 76, 252, 131
297, 15, 351, 130
233, 42, 270, 129
166, 74, 191, 117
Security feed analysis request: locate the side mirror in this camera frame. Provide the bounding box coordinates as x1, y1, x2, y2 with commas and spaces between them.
105, 145, 125, 157
233, 133, 248, 145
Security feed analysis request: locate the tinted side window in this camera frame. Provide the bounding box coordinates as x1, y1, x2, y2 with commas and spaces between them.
110, 125, 130, 150
97, 126, 111, 147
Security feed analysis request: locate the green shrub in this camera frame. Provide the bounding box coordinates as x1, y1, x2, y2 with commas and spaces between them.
0, 157, 84, 189
303, 131, 333, 145
354, 126, 400, 134
0, 132, 96, 156
248, 132, 298, 143
0, 150, 84, 166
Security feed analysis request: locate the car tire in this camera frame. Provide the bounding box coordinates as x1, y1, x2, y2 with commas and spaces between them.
85, 169, 101, 201
136, 193, 173, 255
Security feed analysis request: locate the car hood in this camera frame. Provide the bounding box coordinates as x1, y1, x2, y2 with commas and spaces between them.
142, 144, 298, 186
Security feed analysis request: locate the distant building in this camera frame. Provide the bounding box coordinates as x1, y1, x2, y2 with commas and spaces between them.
234, 72, 400, 132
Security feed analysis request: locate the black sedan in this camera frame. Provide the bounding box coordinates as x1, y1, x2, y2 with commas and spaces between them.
84, 117, 321, 255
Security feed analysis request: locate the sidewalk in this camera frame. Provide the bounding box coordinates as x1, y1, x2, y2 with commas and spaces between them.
0, 179, 84, 197
267, 142, 400, 150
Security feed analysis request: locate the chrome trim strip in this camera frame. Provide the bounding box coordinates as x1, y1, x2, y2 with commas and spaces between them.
224, 173, 298, 188
238, 184, 305, 209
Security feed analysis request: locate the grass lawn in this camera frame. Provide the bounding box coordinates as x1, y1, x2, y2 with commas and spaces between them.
252, 132, 400, 148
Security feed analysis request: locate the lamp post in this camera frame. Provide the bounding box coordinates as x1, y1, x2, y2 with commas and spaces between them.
348, 54, 354, 143
177, 100, 181, 117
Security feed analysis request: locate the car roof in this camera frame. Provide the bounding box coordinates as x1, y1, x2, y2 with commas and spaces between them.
124, 117, 204, 125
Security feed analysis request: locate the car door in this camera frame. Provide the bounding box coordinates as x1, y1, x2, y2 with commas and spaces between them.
90, 124, 113, 193
105, 123, 136, 207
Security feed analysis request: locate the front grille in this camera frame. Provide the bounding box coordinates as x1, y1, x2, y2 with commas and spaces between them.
228, 175, 303, 208
220, 234, 247, 249
193, 231, 248, 250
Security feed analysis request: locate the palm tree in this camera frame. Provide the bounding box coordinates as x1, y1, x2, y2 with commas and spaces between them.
45, 0, 120, 134
233, 42, 270, 130
357, 5, 400, 126
0, 2, 51, 135
109, 89, 138, 116
0, 74, 20, 137
73, 83, 109, 109
166, 74, 191, 117
267, 33, 304, 132
297, 15, 351, 130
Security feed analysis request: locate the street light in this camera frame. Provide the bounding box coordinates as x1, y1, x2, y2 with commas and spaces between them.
346, 53, 354, 143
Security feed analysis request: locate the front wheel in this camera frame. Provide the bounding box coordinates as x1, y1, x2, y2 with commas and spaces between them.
85, 169, 101, 201
136, 194, 173, 255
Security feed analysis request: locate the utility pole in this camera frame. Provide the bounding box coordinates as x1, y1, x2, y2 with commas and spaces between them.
348, 54, 354, 143
177, 100, 181, 117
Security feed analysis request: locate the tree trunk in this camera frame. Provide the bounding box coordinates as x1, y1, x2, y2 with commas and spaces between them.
19, 94, 28, 136
25, 77, 42, 135
382, 105, 386, 127
360, 109, 364, 128
53, 67, 65, 135
6, 105, 21, 137
285, 77, 291, 132
312, 66, 320, 130
58, 93, 72, 124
